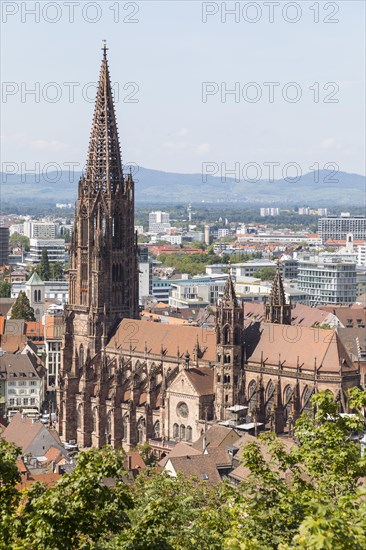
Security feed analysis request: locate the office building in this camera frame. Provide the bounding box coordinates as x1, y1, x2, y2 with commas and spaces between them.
0, 227, 10, 265
23, 221, 57, 239
318, 214, 366, 243
27, 239, 66, 264
298, 255, 357, 305
149, 211, 171, 233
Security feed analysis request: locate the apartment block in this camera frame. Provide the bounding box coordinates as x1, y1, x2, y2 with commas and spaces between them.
318, 214, 366, 243
298, 256, 357, 305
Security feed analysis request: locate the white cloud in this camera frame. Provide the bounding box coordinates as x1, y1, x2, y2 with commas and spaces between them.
162, 141, 211, 155
163, 141, 188, 151
195, 143, 210, 154
320, 137, 336, 149
30, 139, 66, 151
178, 128, 188, 136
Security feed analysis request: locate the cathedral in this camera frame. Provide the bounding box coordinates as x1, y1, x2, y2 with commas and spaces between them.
56, 46, 359, 451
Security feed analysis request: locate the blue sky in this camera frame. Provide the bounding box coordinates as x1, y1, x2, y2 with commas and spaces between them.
1, 1, 365, 177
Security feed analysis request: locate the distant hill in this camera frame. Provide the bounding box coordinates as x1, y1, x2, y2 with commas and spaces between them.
0, 167, 364, 206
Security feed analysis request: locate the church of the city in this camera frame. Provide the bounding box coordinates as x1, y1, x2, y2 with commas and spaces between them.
56, 46, 359, 450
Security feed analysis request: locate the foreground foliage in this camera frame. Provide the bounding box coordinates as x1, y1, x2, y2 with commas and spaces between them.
1, 391, 366, 549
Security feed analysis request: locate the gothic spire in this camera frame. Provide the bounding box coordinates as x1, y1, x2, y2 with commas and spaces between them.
221, 271, 238, 308
270, 259, 286, 306
83, 42, 124, 195
265, 259, 292, 324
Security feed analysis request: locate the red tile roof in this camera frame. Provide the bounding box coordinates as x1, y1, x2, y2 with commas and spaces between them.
109, 319, 216, 363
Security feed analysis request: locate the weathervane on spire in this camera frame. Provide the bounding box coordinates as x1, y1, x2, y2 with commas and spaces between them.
102, 39, 108, 58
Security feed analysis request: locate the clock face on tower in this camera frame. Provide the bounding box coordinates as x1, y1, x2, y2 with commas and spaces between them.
177, 402, 189, 418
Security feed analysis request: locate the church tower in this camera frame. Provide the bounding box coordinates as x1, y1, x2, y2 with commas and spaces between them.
214, 273, 244, 420
265, 260, 291, 325
57, 43, 139, 442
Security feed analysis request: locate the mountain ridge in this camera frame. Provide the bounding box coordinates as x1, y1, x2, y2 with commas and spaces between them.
0, 167, 364, 206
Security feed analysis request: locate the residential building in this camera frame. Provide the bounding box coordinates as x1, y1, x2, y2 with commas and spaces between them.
217, 228, 230, 238
2, 412, 65, 456
23, 221, 57, 239
297, 255, 357, 305
318, 214, 366, 243
9, 224, 25, 236
0, 352, 45, 419
27, 239, 66, 264
0, 227, 9, 265
230, 259, 275, 279
358, 244, 366, 266
138, 246, 153, 305
298, 207, 310, 215
44, 310, 65, 389
162, 235, 182, 245
169, 279, 226, 309
149, 211, 171, 233
260, 207, 280, 217
152, 279, 172, 303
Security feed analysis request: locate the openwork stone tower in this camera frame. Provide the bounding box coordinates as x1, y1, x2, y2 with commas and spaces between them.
57, 44, 139, 442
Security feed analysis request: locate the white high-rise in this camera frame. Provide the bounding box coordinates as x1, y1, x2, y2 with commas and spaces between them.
148, 211, 171, 233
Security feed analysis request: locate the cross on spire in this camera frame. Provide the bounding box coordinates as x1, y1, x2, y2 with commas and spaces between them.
102, 39, 108, 58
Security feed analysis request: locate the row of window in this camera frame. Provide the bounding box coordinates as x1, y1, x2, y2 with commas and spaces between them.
9, 397, 37, 406
8, 381, 37, 387
8, 389, 37, 395
172, 424, 192, 442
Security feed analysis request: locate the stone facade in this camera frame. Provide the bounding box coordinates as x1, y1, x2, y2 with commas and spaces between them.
56, 46, 360, 450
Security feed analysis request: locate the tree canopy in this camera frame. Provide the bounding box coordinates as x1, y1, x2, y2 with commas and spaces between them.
9, 232, 30, 251
10, 291, 35, 321
1, 390, 366, 549
36, 249, 51, 280
0, 281, 11, 298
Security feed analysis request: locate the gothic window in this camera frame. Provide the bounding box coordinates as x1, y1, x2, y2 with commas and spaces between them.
153, 421, 160, 439
122, 415, 128, 441
234, 327, 241, 345
284, 385, 293, 420
216, 326, 221, 344
81, 218, 88, 246
38, 290, 41, 301
77, 404, 83, 428
173, 423, 179, 438
81, 263, 87, 282
180, 424, 186, 440
248, 380, 257, 413
302, 386, 313, 412
217, 374, 221, 383
137, 417, 145, 443
106, 412, 112, 444
223, 325, 230, 345
92, 407, 98, 432
266, 380, 275, 415
186, 426, 192, 442
79, 345, 84, 370
34, 289, 38, 302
